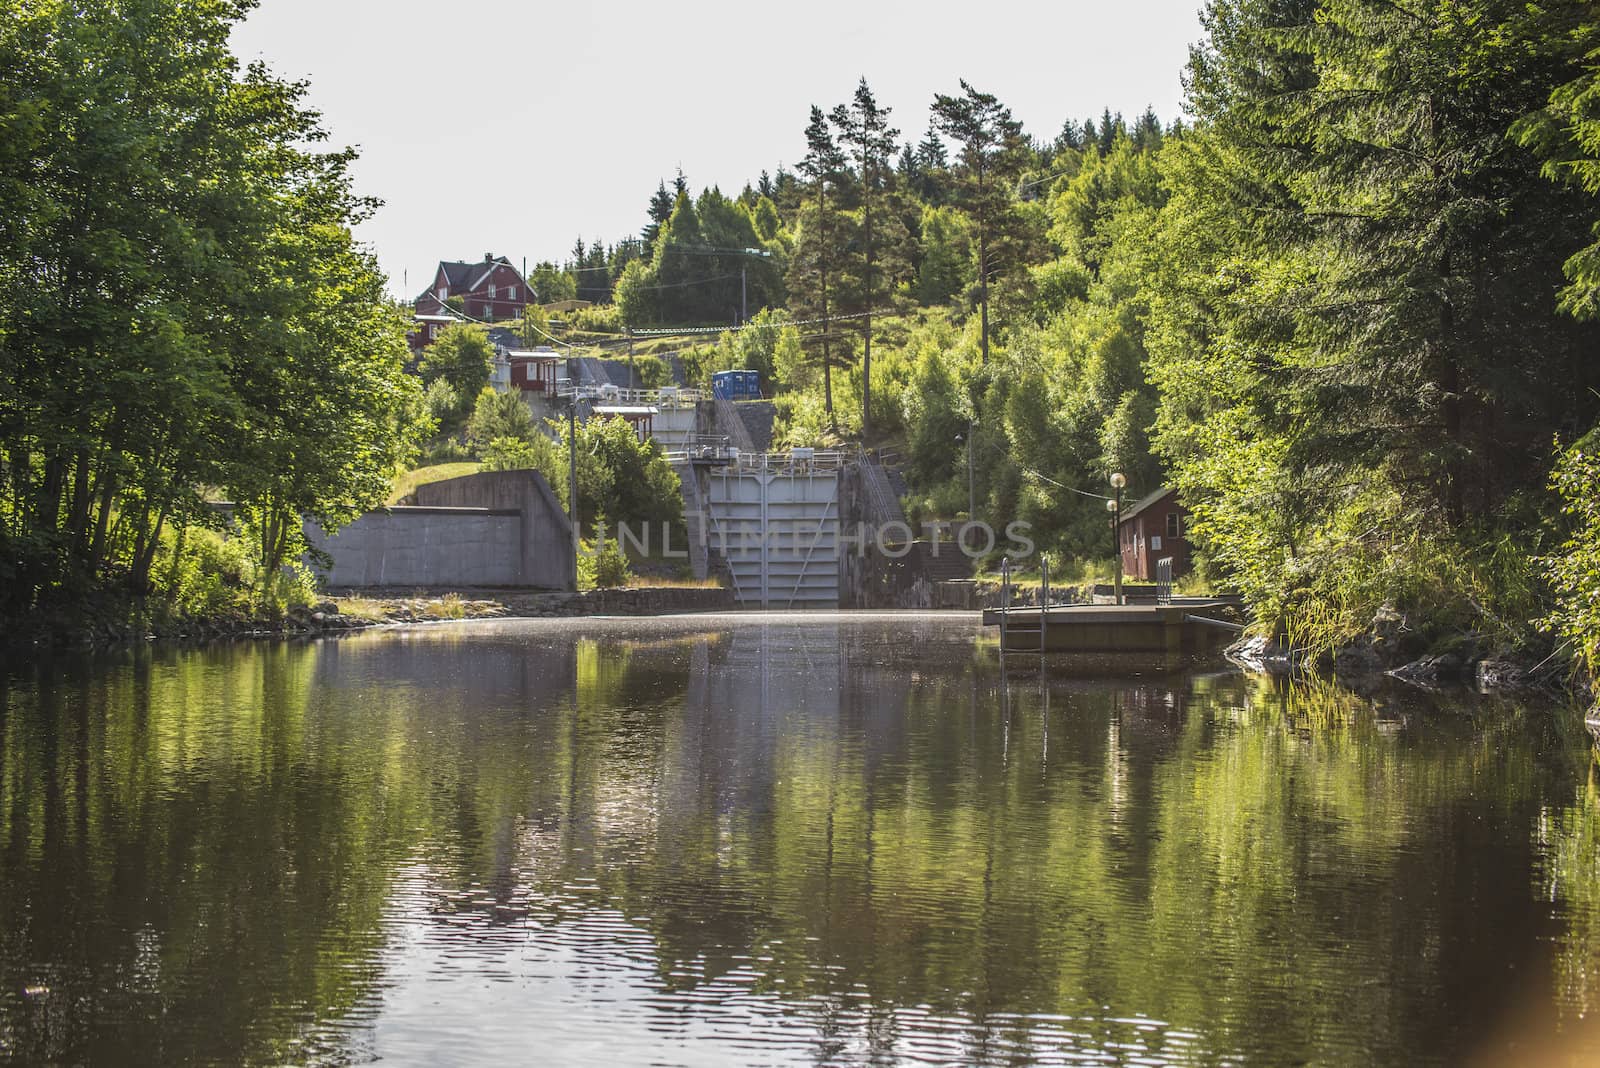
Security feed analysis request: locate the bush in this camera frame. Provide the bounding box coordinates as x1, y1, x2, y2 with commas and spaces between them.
568, 304, 623, 334
633, 354, 670, 389
422, 437, 475, 464
153, 525, 319, 619
467, 387, 536, 449
579, 536, 632, 589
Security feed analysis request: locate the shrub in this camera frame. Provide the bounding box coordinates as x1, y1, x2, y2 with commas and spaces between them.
579, 536, 631, 589
633, 354, 670, 389
467, 387, 536, 449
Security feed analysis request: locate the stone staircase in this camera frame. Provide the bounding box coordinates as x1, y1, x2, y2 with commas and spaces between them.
916, 541, 973, 582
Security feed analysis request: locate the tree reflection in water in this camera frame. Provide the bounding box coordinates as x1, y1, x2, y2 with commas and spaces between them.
1, 616, 1597, 1066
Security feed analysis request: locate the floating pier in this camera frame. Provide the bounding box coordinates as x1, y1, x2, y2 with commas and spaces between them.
982, 600, 1244, 655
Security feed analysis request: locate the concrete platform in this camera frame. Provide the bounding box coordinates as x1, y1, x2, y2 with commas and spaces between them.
982, 600, 1243, 655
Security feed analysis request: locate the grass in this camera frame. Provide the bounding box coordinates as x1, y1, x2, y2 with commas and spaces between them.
333, 596, 391, 622
388, 462, 482, 505
626, 575, 725, 589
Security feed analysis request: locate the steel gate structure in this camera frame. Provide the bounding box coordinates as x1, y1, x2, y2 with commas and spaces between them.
704, 456, 841, 608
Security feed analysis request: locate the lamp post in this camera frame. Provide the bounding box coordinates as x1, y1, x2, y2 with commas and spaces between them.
1108, 472, 1126, 605
955, 427, 975, 524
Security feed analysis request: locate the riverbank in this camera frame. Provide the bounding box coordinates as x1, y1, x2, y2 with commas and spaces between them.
1225, 620, 1577, 699
3, 585, 738, 649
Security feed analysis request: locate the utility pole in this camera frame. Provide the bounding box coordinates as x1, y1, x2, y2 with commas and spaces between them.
626, 329, 635, 390
740, 265, 747, 326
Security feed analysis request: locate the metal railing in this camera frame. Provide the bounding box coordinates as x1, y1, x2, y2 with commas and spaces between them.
662, 436, 737, 465
553, 384, 706, 407
659, 446, 855, 472
1156, 556, 1174, 605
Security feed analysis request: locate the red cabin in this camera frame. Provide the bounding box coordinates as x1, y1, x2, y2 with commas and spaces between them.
1117, 487, 1192, 581
508, 349, 563, 394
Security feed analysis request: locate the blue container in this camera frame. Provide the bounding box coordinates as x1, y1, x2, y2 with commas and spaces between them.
712, 370, 761, 400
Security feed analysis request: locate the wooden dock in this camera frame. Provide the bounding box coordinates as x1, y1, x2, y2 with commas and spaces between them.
982, 600, 1243, 655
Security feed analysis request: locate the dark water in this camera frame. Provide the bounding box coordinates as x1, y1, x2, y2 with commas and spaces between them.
3, 613, 1600, 1066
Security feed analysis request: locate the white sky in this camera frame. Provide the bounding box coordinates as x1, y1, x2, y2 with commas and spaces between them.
231, 0, 1205, 298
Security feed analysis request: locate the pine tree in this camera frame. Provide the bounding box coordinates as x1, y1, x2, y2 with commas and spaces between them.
931, 81, 1029, 364
787, 106, 854, 426
832, 79, 907, 439
643, 180, 674, 259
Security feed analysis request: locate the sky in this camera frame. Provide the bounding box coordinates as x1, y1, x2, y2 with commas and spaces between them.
230, 0, 1206, 299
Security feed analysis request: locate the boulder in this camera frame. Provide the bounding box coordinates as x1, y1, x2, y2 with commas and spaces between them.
1227, 634, 1297, 674
1331, 642, 1387, 678
1476, 659, 1532, 692
1369, 605, 1423, 665
1387, 652, 1468, 688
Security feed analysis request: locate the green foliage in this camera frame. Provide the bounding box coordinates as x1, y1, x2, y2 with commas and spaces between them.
568, 304, 624, 334
466, 388, 536, 450
419, 324, 495, 408
527, 261, 577, 304
424, 378, 461, 425
618, 186, 783, 327
567, 415, 684, 534
578, 530, 632, 590
914, 205, 972, 306
695, 308, 798, 390
0, 0, 424, 614
1137, 0, 1600, 658
1543, 435, 1600, 695
632, 355, 670, 389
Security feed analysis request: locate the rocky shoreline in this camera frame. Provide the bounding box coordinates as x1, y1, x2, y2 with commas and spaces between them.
1224, 604, 1576, 699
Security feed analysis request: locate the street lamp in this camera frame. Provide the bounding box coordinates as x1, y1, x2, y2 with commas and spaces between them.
1108, 472, 1127, 605
955, 428, 975, 523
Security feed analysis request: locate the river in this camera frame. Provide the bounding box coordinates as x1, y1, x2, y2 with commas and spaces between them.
2, 613, 1598, 1066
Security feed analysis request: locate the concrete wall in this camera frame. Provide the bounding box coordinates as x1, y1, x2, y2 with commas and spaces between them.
309, 470, 575, 591
306, 507, 525, 588
413, 469, 574, 590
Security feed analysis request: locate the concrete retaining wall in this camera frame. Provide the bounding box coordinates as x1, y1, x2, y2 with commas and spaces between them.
308, 470, 575, 591
306, 507, 523, 588
412, 470, 573, 589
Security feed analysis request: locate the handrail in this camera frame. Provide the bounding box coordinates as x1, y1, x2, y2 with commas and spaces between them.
554, 384, 706, 407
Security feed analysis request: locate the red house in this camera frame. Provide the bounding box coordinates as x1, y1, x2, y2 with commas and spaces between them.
410, 254, 537, 350
1117, 487, 1192, 581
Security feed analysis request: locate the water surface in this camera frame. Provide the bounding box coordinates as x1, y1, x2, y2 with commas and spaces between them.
3, 613, 1599, 1066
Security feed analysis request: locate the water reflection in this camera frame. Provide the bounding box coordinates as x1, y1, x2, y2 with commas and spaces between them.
1, 614, 1598, 1066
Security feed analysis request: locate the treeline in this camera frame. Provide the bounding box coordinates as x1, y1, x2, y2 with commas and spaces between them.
0, 1, 425, 618
533, 1, 1600, 674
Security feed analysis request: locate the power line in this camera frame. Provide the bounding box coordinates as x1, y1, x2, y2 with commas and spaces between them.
971, 425, 1113, 502
629, 307, 894, 338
